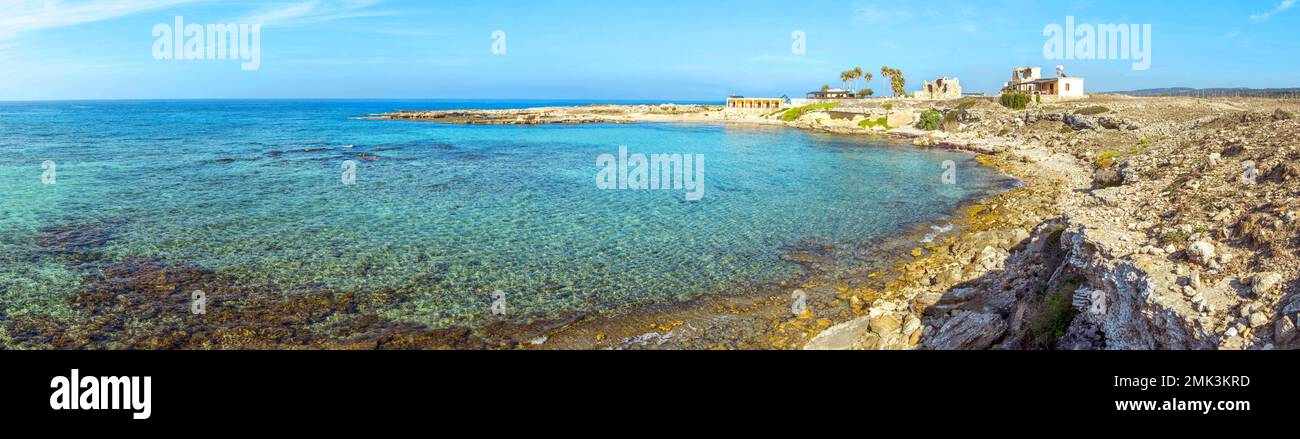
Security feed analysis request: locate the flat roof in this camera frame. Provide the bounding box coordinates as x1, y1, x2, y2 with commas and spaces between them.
1024, 77, 1085, 83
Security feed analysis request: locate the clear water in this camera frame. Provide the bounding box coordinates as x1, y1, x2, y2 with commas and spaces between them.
0, 100, 1009, 327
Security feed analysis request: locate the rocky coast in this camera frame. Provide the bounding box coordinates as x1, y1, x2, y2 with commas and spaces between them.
383, 95, 1300, 350
11, 96, 1294, 351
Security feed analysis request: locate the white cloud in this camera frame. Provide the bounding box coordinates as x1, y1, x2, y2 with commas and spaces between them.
1250, 0, 1296, 21
240, 0, 393, 27
0, 0, 197, 39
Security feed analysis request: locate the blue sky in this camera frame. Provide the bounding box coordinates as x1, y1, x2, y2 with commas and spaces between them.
0, 0, 1297, 100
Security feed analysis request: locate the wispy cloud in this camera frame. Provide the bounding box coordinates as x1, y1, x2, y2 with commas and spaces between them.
281, 56, 470, 66
744, 54, 825, 65
1250, 0, 1296, 21
0, 0, 197, 39
851, 0, 916, 26
239, 0, 394, 27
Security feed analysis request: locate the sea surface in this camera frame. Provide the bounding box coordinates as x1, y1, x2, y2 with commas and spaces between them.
0, 99, 1012, 328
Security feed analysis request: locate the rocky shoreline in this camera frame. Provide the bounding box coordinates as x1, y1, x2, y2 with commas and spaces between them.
14, 97, 1291, 350
386, 96, 1300, 350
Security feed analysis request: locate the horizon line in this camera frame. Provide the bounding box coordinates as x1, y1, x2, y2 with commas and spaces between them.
5, 88, 1300, 104
0, 97, 733, 103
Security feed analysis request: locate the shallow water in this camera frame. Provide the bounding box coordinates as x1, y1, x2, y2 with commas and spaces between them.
0, 100, 1010, 327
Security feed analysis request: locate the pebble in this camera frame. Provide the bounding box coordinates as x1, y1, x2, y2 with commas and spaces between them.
1249, 312, 1269, 328
1251, 272, 1283, 296
1187, 241, 1217, 266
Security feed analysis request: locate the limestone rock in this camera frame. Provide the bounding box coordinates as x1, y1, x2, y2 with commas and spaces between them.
1187, 241, 1216, 266
1251, 272, 1283, 296
1281, 294, 1300, 317
902, 314, 922, 334
924, 311, 1007, 350
804, 317, 874, 350
1063, 113, 1098, 131
887, 111, 915, 129
1098, 116, 1137, 130
870, 315, 902, 335
1093, 167, 1122, 188
1276, 316, 1298, 347
1249, 312, 1269, 328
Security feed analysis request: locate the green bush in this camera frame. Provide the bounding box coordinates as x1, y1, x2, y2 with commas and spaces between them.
1028, 275, 1084, 348
858, 117, 890, 129
917, 109, 942, 131
883, 102, 894, 111
780, 102, 840, 122
1000, 92, 1032, 110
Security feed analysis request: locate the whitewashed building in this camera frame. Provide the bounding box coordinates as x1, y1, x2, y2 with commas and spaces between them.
1002, 66, 1085, 98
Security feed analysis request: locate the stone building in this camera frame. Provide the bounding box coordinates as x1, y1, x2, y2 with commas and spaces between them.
914, 76, 962, 100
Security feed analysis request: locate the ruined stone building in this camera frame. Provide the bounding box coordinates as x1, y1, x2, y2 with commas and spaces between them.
914, 76, 962, 100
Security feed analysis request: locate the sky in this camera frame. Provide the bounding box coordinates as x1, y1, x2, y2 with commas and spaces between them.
0, 0, 1297, 101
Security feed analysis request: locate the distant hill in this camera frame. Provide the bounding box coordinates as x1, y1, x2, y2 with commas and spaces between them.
1106, 87, 1300, 97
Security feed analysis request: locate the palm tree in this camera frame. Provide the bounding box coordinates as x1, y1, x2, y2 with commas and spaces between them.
821, 84, 830, 93
852, 66, 864, 95
840, 71, 851, 92
880, 66, 905, 97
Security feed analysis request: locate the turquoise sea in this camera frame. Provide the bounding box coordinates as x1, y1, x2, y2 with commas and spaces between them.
0, 100, 1011, 331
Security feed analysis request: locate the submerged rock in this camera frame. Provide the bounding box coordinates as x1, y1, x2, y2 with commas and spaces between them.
4, 257, 515, 350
